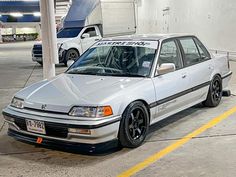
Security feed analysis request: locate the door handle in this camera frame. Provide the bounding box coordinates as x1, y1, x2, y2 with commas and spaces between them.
95, 39, 100, 41
182, 73, 187, 79
208, 65, 214, 70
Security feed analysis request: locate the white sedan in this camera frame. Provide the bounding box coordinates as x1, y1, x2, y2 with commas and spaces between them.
2, 34, 232, 151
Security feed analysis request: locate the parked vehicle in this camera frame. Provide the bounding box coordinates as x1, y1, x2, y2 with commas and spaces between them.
32, 0, 136, 66
3, 34, 232, 151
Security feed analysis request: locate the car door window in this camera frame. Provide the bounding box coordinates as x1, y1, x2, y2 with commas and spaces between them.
179, 38, 201, 66
194, 38, 211, 61
158, 40, 183, 70
82, 27, 97, 38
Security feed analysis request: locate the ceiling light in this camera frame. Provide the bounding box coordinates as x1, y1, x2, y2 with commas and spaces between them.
33, 12, 41, 17
10, 13, 23, 17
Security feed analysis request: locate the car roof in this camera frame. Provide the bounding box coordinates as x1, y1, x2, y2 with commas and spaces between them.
102, 34, 194, 41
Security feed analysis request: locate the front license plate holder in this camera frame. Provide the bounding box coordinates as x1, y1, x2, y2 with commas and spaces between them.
25, 119, 46, 135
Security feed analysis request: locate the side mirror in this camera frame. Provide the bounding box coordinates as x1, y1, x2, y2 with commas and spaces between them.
67, 60, 75, 68
81, 33, 90, 39
157, 63, 176, 75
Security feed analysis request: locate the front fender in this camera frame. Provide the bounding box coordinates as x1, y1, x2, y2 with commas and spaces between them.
61, 41, 83, 55
105, 79, 156, 117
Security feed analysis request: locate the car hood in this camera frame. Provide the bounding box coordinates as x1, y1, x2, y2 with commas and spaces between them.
33, 41, 42, 46
33, 38, 73, 46
16, 74, 145, 113
57, 38, 74, 44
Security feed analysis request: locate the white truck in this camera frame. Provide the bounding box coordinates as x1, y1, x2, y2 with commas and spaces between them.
32, 0, 136, 65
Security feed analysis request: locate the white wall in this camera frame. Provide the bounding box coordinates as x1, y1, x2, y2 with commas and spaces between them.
136, 0, 236, 51
16, 27, 37, 34
1, 28, 12, 35
2, 22, 41, 35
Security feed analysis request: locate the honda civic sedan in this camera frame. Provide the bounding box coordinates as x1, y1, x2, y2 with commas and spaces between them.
2, 34, 232, 150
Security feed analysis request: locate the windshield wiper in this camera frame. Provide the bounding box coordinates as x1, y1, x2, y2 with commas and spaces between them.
67, 70, 147, 78
106, 73, 147, 78
67, 71, 97, 75
125, 74, 147, 78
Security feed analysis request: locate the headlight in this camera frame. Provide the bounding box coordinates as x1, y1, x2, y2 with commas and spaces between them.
57, 43, 62, 49
69, 106, 113, 118
11, 97, 24, 109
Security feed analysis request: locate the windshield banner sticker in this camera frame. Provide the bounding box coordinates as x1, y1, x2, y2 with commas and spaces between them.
92, 41, 158, 49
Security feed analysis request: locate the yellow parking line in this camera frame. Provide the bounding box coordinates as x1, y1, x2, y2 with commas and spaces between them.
118, 106, 236, 177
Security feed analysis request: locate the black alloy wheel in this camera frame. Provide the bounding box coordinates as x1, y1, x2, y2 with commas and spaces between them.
212, 79, 222, 102
128, 108, 146, 140
119, 101, 149, 148
203, 75, 222, 107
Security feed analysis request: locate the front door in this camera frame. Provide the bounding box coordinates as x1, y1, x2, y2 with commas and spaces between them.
81, 27, 101, 52
151, 39, 190, 124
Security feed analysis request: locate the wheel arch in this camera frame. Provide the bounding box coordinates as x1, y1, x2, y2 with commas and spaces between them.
210, 73, 222, 81
122, 99, 151, 124
66, 48, 80, 56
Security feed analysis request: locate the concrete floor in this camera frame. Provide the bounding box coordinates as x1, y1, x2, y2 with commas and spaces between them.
0, 42, 236, 177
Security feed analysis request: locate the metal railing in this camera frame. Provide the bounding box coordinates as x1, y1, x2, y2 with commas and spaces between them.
210, 49, 236, 61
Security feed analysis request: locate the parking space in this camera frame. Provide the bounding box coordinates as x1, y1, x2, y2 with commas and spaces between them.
0, 42, 236, 177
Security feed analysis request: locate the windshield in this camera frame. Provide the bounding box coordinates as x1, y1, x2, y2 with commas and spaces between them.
67, 41, 158, 77
57, 27, 83, 38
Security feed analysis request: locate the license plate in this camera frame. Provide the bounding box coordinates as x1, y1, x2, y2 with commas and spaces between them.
33, 57, 42, 61
35, 58, 42, 61
26, 119, 46, 135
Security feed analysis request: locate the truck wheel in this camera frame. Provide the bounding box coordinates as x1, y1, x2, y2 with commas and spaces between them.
64, 49, 79, 66
203, 75, 222, 107
118, 101, 149, 148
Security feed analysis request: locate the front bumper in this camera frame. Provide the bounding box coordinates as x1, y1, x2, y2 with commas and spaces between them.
2, 107, 121, 148
32, 56, 42, 62
32, 47, 67, 63
8, 129, 119, 153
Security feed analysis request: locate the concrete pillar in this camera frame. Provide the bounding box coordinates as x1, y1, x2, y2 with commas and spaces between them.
40, 0, 59, 79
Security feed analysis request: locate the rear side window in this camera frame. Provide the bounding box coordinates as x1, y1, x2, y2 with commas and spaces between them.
179, 38, 200, 66
158, 40, 183, 70
194, 38, 211, 61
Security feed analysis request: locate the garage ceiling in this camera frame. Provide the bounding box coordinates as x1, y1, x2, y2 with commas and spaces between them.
0, 0, 72, 22
55, 0, 71, 21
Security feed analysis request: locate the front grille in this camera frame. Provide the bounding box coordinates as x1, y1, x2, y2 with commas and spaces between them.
14, 118, 68, 138
34, 45, 42, 48
32, 45, 43, 57
15, 118, 27, 130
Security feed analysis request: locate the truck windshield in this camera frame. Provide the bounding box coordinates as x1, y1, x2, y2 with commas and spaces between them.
57, 27, 83, 38
66, 42, 158, 77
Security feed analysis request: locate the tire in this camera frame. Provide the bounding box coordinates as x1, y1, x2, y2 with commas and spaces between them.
118, 101, 149, 148
203, 75, 222, 107
37, 61, 43, 65
64, 49, 79, 66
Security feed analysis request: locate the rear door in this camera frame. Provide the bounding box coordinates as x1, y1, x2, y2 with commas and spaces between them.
177, 37, 213, 103
151, 39, 190, 124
